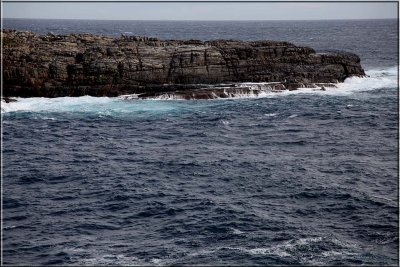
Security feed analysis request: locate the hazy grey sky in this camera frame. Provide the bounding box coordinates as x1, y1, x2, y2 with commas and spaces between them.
2, 2, 398, 20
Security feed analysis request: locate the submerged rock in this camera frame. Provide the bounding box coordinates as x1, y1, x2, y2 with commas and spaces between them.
2, 29, 365, 98
2, 97, 17, 103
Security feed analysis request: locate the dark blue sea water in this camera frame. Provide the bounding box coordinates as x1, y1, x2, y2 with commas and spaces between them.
2, 19, 399, 266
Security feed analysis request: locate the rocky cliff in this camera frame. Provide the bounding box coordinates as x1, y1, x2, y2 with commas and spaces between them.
2, 29, 365, 99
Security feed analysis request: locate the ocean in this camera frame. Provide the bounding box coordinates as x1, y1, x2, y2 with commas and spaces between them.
2, 19, 399, 265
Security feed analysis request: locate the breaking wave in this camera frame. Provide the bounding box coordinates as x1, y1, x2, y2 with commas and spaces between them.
1, 66, 397, 113
149, 66, 398, 99
332, 66, 398, 92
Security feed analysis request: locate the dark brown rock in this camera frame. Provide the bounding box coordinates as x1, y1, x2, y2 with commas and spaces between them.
2, 29, 365, 98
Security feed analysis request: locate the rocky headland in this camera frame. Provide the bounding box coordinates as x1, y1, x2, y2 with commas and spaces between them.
2, 29, 365, 99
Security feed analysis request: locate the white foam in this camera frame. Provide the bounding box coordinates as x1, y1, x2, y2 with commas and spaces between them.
151, 93, 187, 100
1, 95, 177, 114
1, 96, 114, 113
66, 247, 169, 266
336, 66, 398, 93
79, 254, 142, 266
2, 66, 397, 113
220, 66, 398, 98
232, 228, 245, 235
234, 237, 324, 257
150, 258, 164, 265
118, 94, 140, 100
184, 66, 397, 99
187, 236, 360, 265
3, 225, 17, 230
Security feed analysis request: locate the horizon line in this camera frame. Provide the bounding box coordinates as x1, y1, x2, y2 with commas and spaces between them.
3, 17, 398, 21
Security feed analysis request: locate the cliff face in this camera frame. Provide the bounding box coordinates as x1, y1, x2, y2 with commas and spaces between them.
2, 30, 365, 98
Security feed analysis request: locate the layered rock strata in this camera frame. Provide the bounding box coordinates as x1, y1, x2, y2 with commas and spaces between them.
2, 30, 365, 98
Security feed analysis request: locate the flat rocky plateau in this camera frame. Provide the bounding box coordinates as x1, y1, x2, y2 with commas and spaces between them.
2, 29, 365, 99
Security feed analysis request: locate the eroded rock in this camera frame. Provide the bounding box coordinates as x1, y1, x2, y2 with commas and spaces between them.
2, 29, 365, 98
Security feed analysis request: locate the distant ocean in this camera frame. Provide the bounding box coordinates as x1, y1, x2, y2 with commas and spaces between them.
2, 19, 399, 265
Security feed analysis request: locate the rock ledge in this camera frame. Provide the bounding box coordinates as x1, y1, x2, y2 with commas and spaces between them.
2, 29, 365, 99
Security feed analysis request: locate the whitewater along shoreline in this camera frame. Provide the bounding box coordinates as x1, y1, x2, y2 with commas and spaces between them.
2, 29, 365, 100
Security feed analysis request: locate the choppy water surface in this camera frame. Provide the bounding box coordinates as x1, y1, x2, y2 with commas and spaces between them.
2, 19, 399, 266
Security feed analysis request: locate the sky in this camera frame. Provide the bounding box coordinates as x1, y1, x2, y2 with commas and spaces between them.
2, 2, 398, 21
